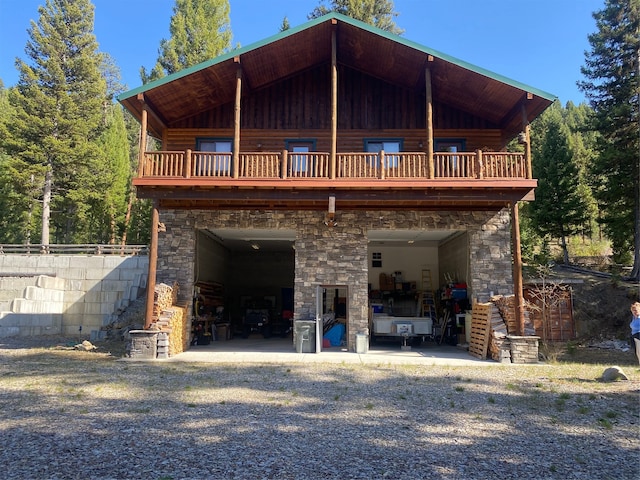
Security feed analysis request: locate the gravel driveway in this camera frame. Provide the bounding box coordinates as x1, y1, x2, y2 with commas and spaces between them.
0, 336, 638, 480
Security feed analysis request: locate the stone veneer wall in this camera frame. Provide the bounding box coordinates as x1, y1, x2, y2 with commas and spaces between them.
157, 208, 514, 351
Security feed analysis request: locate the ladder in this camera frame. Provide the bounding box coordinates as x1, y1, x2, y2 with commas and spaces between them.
420, 269, 436, 320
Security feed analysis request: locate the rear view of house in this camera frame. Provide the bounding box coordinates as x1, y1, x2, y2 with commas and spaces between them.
118, 13, 555, 352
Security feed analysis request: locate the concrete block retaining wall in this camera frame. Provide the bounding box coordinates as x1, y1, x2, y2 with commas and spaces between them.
0, 255, 149, 337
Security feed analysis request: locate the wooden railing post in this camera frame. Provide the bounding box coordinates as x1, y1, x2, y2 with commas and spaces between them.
379, 150, 385, 180
476, 150, 483, 179
185, 149, 192, 178
281, 150, 288, 179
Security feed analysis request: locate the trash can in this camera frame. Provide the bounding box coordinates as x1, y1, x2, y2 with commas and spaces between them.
294, 320, 316, 353
355, 333, 369, 354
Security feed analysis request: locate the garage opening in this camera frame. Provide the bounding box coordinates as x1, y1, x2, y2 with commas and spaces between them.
193, 228, 296, 349
367, 229, 471, 349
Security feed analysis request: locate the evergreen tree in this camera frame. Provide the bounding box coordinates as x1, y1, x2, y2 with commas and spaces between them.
89, 105, 130, 244
530, 103, 590, 264
141, 0, 233, 83
0, 82, 38, 244
309, 0, 403, 34
5, 0, 107, 245
279, 16, 291, 32
578, 0, 640, 278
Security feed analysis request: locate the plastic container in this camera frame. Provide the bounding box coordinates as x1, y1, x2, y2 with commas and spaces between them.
294, 320, 316, 353
355, 333, 369, 354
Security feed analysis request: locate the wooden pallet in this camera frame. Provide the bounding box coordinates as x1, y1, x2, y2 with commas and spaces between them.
469, 303, 492, 359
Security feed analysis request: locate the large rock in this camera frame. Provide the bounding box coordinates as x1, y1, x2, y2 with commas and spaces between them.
600, 366, 629, 382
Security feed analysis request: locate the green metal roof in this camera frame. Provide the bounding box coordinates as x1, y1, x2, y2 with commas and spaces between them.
118, 12, 556, 103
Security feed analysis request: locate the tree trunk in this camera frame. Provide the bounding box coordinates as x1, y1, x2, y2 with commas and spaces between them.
630, 44, 640, 281
121, 190, 135, 246
560, 228, 569, 265
630, 170, 640, 280
41, 167, 52, 246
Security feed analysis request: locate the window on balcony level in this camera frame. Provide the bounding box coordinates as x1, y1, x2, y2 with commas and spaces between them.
286, 139, 316, 175
196, 138, 232, 176
365, 139, 402, 168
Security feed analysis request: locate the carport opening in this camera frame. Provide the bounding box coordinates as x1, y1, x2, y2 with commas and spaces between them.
193, 228, 296, 348
367, 229, 471, 349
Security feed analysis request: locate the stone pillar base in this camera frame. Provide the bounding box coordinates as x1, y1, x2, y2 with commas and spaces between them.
507, 335, 539, 364
127, 330, 158, 359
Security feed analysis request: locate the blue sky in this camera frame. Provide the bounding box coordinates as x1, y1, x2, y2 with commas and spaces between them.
0, 0, 603, 105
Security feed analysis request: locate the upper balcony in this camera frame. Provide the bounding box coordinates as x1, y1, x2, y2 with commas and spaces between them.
135, 149, 531, 186
133, 149, 535, 210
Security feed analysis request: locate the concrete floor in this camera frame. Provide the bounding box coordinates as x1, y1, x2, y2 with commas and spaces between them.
166, 335, 517, 366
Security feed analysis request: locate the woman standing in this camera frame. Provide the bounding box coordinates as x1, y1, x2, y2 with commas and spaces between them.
630, 302, 640, 363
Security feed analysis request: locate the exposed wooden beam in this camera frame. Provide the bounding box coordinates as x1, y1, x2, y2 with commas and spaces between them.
144, 201, 160, 329
233, 62, 242, 179
511, 201, 526, 335
425, 66, 434, 179
521, 103, 532, 179
138, 105, 148, 178
136, 93, 167, 132
330, 26, 338, 180
500, 92, 533, 135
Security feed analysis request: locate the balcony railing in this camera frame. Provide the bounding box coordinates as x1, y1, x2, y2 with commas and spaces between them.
139, 150, 530, 181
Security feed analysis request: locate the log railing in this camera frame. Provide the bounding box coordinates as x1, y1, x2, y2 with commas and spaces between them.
139, 150, 530, 181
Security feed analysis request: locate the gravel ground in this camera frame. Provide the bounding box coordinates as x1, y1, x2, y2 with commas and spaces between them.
0, 335, 638, 480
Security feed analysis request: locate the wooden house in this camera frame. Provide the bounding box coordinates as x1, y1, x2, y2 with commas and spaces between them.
118, 13, 555, 351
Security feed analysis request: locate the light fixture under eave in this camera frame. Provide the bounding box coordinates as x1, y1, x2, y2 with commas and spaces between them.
324, 195, 338, 228
251, 243, 260, 250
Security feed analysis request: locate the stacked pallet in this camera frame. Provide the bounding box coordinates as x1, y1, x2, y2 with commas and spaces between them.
468, 303, 491, 360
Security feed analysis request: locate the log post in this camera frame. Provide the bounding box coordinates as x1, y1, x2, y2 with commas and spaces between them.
144, 201, 160, 329
281, 150, 288, 179
476, 149, 483, 179
379, 150, 386, 180
330, 25, 338, 180
185, 149, 192, 178
138, 103, 148, 178
521, 102, 532, 179
511, 201, 526, 335
425, 63, 434, 179
233, 59, 242, 179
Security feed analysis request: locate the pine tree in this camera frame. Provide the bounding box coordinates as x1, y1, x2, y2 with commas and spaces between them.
0, 83, 37, 244
530, 104, 590, 264
578, 0, 640, 278
309, 0, 403, 34
279, 16, 291, 32
5, 0, 107, 245
141, 0, 233, 83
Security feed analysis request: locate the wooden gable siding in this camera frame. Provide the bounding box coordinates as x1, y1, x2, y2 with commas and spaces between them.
163, 128, 504, 153
170, 64, 499, 132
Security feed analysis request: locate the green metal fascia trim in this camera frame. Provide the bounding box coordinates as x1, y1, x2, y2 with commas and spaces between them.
117, 12, 556, 103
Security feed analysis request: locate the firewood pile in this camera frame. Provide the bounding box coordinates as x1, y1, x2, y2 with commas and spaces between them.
487, 303, 511, 363
491, 294, 537, 335
149, 282, 188, 357
153, 282, 179, 318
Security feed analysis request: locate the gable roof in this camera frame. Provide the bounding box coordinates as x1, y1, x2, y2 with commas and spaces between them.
118, 12, 556, 139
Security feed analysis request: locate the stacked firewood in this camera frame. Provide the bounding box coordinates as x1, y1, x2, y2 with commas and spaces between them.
150, 282, 188, 357
153, 282, 178, 318
491, 294, 537, 336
